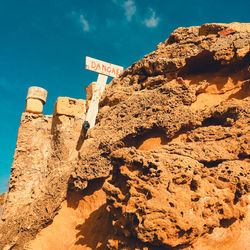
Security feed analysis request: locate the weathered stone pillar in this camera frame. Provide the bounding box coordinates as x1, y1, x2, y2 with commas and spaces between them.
25, 86, 47, 114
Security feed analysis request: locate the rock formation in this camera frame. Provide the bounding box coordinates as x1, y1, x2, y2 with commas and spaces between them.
0, 22, 249, 249
0, 193, 5, 216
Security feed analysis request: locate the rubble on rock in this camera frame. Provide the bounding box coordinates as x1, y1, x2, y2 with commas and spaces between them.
0, 22, 249, 249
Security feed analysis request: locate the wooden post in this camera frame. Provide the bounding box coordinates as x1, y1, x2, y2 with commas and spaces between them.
85, 73, 108, 128
84, 56, 123, 130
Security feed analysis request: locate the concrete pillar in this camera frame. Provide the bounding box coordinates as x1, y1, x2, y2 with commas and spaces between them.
25, 86, 47, 114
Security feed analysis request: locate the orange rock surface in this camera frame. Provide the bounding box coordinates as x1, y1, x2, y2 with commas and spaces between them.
0, 22, 249, 249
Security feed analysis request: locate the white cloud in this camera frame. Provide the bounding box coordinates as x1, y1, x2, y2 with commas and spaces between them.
110, 1, 161, 28
144, 9, 160, 28
123, 0, 136, 21
111, 0, 136, 22
79, 14, 89, 32
70, 11, 90, 32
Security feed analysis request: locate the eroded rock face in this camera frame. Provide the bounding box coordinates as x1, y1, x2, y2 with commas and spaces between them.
72, 22, 249, 192
0, 99, 86, 249
71, 22, 249, 249
27, 179, 112, 250
0, 22, 249, 249
104, 99, 249, 248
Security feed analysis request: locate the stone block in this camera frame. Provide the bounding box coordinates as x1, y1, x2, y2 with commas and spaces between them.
27, 86, 47, 104
54, 97, 86, 117
85, 82, 96, 101
25, 98, 43, 114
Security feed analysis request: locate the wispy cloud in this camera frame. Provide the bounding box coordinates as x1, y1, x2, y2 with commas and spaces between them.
112, 0, 136, 22
79, 14, 90, 32
110, 1, 160, 28
123, 0, 136, 21
69, 11, 90, 32
144, 8, 160, 28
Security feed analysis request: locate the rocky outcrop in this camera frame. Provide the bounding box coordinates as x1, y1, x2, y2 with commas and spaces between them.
0, 22, 249, 249
0, 98, 86, 249
72, 22, 249, 188
71, 22, 250, 249
104, 99, 249, 248
27, 179, 112, 250
0, 193, 5, 216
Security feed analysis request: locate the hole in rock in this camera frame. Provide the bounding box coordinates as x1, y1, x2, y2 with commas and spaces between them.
208, 227, 214, 234
123, 127, 169, 150
179, 52, 250, 111
191, 197, 200, 202
179, 50, 249, 84
200, 159, 224, 168
190, 179, 198, 191
218, 176, 229, 182
219, 217, 237, 228
178, 51, 221, 76
238, 153, 250, 160
138, 129, 169, 150
169, 202, 175, 207
233, 190, 242, 205
218, 208, 224, 214
202, 117, 225, 126
239, 215, 245, 220
178, 228, 193, 238
146, 191, 153, 200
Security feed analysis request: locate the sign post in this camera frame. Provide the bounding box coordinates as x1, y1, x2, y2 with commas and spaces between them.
84, 57, 123, 130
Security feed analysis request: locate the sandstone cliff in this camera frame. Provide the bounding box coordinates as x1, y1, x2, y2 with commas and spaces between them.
0, 22, 249, 249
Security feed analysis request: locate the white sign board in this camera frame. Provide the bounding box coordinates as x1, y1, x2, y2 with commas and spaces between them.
86, 56, 124, 78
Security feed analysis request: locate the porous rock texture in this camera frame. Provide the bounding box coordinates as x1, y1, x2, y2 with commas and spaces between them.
0, 22, 249, 249
0, 193, 5, 216
0, 102, 86, 249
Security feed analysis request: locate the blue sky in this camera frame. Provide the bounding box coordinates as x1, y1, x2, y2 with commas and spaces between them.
0, 0, 249, 193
